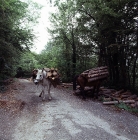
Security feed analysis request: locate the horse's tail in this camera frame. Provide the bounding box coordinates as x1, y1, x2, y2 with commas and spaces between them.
73, 75, 79, 90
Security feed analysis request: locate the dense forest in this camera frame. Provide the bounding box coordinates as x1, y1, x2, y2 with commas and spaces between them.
0, 0, 41, 78
0, 0, 138, 94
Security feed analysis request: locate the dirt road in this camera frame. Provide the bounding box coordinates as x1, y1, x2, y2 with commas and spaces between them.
0, 78, 138, 140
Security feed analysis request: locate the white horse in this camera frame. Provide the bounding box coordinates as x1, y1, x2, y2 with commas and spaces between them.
33, 69, 52, 101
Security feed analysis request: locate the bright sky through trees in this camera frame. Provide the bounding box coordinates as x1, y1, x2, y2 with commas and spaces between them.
30, 0, 55, 53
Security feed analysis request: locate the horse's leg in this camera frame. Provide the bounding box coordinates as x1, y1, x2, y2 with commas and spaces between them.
42, 86, 46, 101
80, 87, 86, 100
35, 84, 39, 92
48, 83, 52, 100
39, 90, 43, 97
38, 84, 43, 97
91, 85, 95, 97
73, 75, 79, 91
95, 83, 101, 98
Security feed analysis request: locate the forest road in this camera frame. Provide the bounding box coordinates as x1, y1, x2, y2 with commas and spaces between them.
0, 78, 138, 140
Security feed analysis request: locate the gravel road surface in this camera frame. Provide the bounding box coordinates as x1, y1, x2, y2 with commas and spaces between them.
0, 78, 138, 140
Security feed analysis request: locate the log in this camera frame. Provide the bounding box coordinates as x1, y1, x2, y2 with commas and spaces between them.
114, 89, 125, 95
130, 103, 136, 108
88, 72, 109, 78
85, 86, 93, 90
81, 66, 109, 82
81, 73, 88, 77
87, 75, 108, 82
47, 72, 52, 77
103, 101, 120, 105
121, 94, 131, 98
79, 66, 109, 83
101, 93, 120, 102
121, 91, 132, 95
127, 95, 138, 100
44, 68, 50, 71
101, 88, 116, 92
99, 86, 105, 89
82, 66, 108, 74
99, 90, 112, 95
103, 100, 135, 105
103, 97, 112, 101
82, 69, 90, 73
89, 66, 108, 71
51, 68, 54, 71
88, 69, 108, 75
52, 71, 58, 76
121, 100, 135, 103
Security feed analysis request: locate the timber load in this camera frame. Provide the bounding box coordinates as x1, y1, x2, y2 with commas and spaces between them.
44, 68, 60, 87
80, 66, 109, 82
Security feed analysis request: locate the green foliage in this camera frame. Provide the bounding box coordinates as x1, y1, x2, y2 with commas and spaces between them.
45, 0, 138, 90
1, 0, 135, 91
115, 102, 138, 113
46, 0, 99, 81
16, 51, 40, 71
0, 0, 41, 79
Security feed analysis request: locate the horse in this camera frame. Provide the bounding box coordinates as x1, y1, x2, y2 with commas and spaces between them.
33, 68, 52, 101
73, 75, 103, 99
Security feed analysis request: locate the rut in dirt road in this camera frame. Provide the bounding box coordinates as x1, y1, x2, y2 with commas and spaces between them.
1, 78, 138, 140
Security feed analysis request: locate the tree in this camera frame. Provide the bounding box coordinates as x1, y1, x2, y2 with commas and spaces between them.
74, 0, 138, 90
47, 0, 97, 82
46, 0, 138, 92
0, 0, 41, 78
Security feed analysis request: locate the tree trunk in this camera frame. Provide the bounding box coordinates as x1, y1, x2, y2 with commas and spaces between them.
132, 53, 138, 92
71, 27, 77, 90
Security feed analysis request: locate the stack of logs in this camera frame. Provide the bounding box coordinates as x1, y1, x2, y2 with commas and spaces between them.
80, 66, 109, 82
45, 68, 59, 79
61, 83, 138, 108
62, 66, 109, 88
100, 88, 138, 108
45, 68, 60, 87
